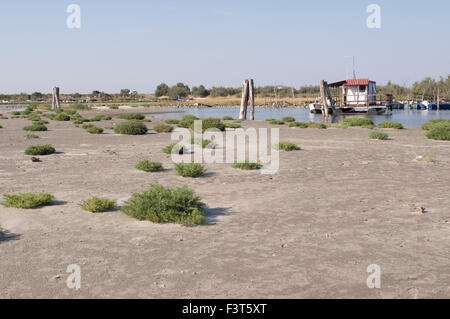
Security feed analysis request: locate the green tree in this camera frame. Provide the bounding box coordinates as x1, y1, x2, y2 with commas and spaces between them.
120, 89, 130, 97
192, 85, 209, 97
168, 83, 190, 99
155, 83, 169, 97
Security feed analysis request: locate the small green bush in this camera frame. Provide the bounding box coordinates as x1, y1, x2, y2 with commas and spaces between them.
69, 103, 90, 110
79, 197, 116, 213
421, 119, 450, 131
177, 115, 199, 128
342, 118, 374, 127
274, 142, 301, 151
1, 193, 54, 209
25, 144, 56, 155
23, 123, 47, 131
426, 125, 450, 141
163, 143, 187, 155
33, 120, 48, 125
109, 105, 119, 110
327, 123, 349, 129
377, 121, 404, 129
0, 116, 8, 120
225, 123, 241, 129
74, 118, 90, 124
165, 119, 180, 125
175, 163, 205, 178
86, 126, 104, 134
289, 122, 326, 129
153, 124, 174, 133
82, 123, 95, 129
117, 113, 145, 120
369, 131, 389, 140
53, 113, 71, 121
136, 160, 163, 172
191, 138, 217, 149
90, 115, 112, 121
27, 114, 41, 121
265, 118, 276, 122
282, 116, 296, 123
121, 184, 205, 225
24, 134, 39, 139
114, 121, 148, 135
192, 118, 225, 132
416, 155, 438, 163
232, 161, 262, 170
12, 111, 21, 116
222, 116, 234, 120
269, 120, 285, 125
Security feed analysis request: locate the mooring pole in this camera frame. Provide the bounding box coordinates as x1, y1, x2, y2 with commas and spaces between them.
248, 79, 255, 120
319, 80, 329, 117
239, 79, 249, 120
52, 87, 61, 110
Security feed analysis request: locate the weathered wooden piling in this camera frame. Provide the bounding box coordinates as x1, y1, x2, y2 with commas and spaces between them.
52, 87, 61, 110
239, 79, 255, 120
248, 79, 255, 120
319, 80, 329, 117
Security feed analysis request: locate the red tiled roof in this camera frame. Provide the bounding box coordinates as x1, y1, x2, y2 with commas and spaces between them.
344, 79, 369, 86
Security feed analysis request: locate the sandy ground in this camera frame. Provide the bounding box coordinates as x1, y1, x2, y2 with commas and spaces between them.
1, 109, 450, 299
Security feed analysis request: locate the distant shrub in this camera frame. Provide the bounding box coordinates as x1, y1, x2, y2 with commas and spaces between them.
79, 197, 116, 213
289, 122, 326, 129
308, 122, 327, 129
109, 105, 119, 110
342, 118, 374, 127
117, 113, 145, 120
222, 116, 234, 120
265, 118, 276, 122
282, 116, 296, 122
426, 125, 450, 141
327, 123, 349, 129
90, 115, 112, 121
0, 116, 8, 120
25, 144, 56, 155
153, 124, 174, 133
82, 123, 95, 130
114, 121, 148, 135
23, 123, 48, 131
27, 114, 41, 121
177, 115, 199, 128
232, 161, 262, 170
269, 120, 285, 125
191, 138, 217, 149
369, 131, 389, 140
1, 192, 54, 209
11, 111, 21, 116
63, 109, 77, 115
121, 184, 205, 225
74, 118, 90, 125
53, 113, 71, 121
421, 119, 450, 131
24, 134, 39, 139
225, 123, 241, 129
165, 119, 180, 125
33, 120, 48, 125
136, 160, 163, 172
163, 143, 187, 155
175, 163, 205, 178
274, 142, 301, 151
192, 118, 225, 132
86, 126, 104, 134
70, 103, 90, 110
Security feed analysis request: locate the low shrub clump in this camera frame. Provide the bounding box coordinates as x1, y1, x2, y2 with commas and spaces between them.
163, 143, 187, 155
191, 138, 217, 149
1, 193, 54, 209
79, 197, 116, 213
377, 121, 404, 129
117, 113, 145, 120
225, 123, 241, 129
342, 118, 374, 127
289, 122, 326, 129
421, 119, 450, 131
114, 121, 148, 135
24, 134, 39, 139
327, 123, 349, 129
222, 116, 234, 120
274, 142, 301, 151
165, 119, 180, 125
426, 126, 450, 141
85, 126, 104, 134
90, 115, 112, 121
269, 120, 285, 125
25, 144, 56, 155
23, 123, 47, 131
369, 131, 389, 140
121, 184, 205, 225
53, 113, 71, 121
282, 116, 296, 123
153, 124, 174, 133
232, 161, 262, 170
136, 160, 163, 172
416, 155, 438, 163
175, 163, 205, 178
192, 118, 225, 132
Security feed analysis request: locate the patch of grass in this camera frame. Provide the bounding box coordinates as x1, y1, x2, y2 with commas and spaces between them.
82, 123, 95, 129
1, 193, 54, 209
327, 123, 350, 129
53, 113, 71, 121
79, 197, 116, 213
165, 119, 180, 125
153, 124, 174, 133
274, 142, 301, 151
421, 119, 450, 131
265, 118, 276, 122
120, 184, 205, 226
163, 143, 187, 155
117, 113, 145, 120
225, 123, 241, 129
342, 118, 374, 127
426, 125, 450, 141
192, 118, 225, 132
74, 118, 90, 125
232, 161, 262, 170
416, 155, 438, 163
289, 122, 327, 129
377, 121, 404, 129
369, 131, 389, 140
191, 137, 217, 149
69, 103, 90, 110
114, 121, 148, 135
282, 116, 296, 123
24, 134, 39, 139
90, 115, 112, 121
85, 126, 104, 134
0, 116, 8, 120
361, 124, 375, 129
269, 120, 285, 125
177, 115, 199, 128
25, 144, 56, 155
175, 163, 206, 178
136, 160, 163, 172
23, 123, 47, 131
222, 116, 234, 120
109, 105, 119, 110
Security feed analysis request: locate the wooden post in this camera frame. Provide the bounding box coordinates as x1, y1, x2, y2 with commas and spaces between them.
239, 79, 249, 120
52, 87, 61, 110
319, 80, 329, 117
437, 86, 440, 110
248, 79, 255, 120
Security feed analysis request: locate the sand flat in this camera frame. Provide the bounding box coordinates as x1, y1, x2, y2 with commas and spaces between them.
1, 112, 450, 298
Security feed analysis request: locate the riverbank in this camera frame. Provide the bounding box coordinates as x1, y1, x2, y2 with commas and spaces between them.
1, 111, 450, 298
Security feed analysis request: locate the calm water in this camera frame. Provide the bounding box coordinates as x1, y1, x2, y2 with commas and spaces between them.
152, 106, 450, 127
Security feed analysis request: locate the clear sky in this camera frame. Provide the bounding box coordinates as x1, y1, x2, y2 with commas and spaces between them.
1, 0, 449, 94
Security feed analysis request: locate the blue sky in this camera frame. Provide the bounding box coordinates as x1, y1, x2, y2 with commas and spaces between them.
1, 0, 449, 93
